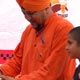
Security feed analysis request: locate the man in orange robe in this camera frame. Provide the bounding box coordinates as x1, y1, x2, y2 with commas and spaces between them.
0, 0, 75, 80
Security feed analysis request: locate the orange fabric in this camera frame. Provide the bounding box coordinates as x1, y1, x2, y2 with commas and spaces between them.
22, 0, 50, 11
16, 0, 24, 7
0, 13, 76, 80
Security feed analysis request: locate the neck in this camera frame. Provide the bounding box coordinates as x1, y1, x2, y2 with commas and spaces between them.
35, 24, 44, 32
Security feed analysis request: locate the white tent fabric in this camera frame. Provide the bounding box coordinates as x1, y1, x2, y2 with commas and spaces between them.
0, 0, 29, 50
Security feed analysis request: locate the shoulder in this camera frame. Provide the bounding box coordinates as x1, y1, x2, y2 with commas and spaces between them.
50, 13, 73, 32
21, 24, 34, 41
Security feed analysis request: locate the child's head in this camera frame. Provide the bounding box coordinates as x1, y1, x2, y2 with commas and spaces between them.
66, 26, 80, 59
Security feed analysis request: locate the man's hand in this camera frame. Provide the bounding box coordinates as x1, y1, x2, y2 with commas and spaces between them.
0, 75, 15, 80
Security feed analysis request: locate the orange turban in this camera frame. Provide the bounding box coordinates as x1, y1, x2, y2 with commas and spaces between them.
16, 0, 24, 7
22, 0, 50, 11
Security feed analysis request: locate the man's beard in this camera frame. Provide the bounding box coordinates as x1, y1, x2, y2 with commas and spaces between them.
35, 24, 44, 31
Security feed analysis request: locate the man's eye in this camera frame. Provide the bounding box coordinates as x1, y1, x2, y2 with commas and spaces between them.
68, 41, 72, 44
27, 12, 36, 15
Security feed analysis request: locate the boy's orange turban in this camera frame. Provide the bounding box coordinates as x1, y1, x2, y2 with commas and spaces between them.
16, 0, 50, 11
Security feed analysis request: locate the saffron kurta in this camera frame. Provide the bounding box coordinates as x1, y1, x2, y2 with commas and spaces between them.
0, 13, 75, 80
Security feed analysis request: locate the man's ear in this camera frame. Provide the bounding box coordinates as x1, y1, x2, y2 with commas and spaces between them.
44, 6, 50, 14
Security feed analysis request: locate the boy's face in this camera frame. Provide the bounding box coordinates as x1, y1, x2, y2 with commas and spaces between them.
66, 34, 80, 59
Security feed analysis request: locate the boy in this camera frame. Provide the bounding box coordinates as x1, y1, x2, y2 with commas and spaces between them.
66, 26, 80, 80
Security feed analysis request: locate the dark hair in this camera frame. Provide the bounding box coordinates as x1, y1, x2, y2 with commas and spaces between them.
69, 26, 80, 45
